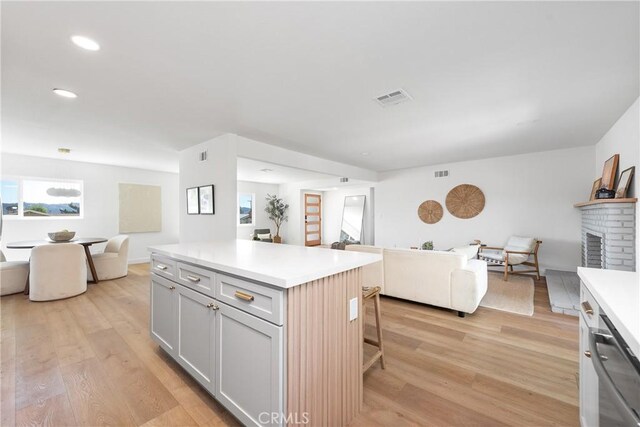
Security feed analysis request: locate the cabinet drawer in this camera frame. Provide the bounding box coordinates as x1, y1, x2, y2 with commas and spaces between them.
579, 282, 599, 327
216, 274, 284, 325
151, 254, 177, 280
176, 262, 216, 296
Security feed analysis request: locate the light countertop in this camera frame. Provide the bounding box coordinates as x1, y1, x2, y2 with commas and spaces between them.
577, 267, 640, 355
148, 240, 382, 288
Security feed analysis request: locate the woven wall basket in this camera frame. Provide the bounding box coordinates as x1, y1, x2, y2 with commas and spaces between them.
446, 184, 485, 219
418, 200, 443, 224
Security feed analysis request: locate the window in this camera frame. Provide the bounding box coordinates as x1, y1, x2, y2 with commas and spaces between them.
238, 193, 255, 225
0, 177, 83, 218
1, 180, 19, 215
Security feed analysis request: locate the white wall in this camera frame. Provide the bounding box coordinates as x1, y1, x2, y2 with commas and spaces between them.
0, 153, 179, 263
595, 98, 639, 198
594, 97, 639, 271
375, 146, 595, 272
236, 181, 280, 240
179, 134, 237, 242
322, 186, 375, 245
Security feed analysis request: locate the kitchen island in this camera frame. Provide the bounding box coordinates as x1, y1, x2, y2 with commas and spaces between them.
148, 240, 382, 427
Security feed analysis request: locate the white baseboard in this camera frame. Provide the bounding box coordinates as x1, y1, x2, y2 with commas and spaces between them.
128, 257, 150, 265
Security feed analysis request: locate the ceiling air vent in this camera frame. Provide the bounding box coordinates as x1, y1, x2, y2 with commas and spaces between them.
374, 88, 412, 108
340, 177, 349, 183
434, 170, 449, 178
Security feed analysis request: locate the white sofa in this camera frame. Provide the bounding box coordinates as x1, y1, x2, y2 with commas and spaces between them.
346, 245, 488, 316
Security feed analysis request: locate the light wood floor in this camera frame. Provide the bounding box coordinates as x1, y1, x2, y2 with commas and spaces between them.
1, 264, 578, 426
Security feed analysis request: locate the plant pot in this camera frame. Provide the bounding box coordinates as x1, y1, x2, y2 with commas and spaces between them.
273, 235, 282, 244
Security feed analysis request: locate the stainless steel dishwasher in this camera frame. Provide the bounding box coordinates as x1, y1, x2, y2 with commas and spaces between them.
587, 313, 640, 426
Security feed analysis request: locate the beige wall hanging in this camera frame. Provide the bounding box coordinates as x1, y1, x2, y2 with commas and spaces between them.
119, 183, 162, 233
446, 184, 485, 219
418, 200, 443, 224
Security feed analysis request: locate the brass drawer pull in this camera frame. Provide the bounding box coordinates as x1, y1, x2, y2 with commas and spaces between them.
156, 264, 168, 270
584, 351, 591, 358
235, 290, 255, 302
186, 275, 201, 283
581, 301, 594, 315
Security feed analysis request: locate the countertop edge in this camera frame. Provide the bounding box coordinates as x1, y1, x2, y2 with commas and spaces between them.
148, 246, 382, 289
577, 267, 640, 356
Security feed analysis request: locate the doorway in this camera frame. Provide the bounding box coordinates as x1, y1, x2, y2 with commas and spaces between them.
304, 193, 321, 246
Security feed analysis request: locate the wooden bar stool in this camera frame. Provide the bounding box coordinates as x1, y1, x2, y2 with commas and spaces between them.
362, 286, 385, 372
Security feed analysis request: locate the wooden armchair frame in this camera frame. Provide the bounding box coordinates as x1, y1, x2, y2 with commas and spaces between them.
478, 240, 542, 281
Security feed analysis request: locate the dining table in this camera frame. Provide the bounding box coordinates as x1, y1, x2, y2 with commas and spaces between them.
6, 237, 108, 293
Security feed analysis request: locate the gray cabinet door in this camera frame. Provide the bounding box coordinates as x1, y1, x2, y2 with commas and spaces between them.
579, 316, 599, 427
216, 302, 283, 427
176, 284, 217, 396
150, 274, 177, 355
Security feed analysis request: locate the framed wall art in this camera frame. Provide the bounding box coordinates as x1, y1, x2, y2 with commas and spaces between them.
119, 183, 162, 233
187, 187, 199, 215
589, 178, 602, 201
615, 166, 634, 198
600, 154, 619, 190
199, 185, 215, 215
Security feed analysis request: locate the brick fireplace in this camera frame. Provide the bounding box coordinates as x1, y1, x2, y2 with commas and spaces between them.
576, 199, 636, 271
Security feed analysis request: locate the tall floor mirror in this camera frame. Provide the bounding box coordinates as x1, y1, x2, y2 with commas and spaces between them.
340, 195, 366, 244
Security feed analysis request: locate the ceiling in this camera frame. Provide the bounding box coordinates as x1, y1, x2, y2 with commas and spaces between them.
2, 2, 638, 173
237, 157, 336, 185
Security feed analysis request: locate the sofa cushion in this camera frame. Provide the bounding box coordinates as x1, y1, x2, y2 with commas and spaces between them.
505, 236, 536, 253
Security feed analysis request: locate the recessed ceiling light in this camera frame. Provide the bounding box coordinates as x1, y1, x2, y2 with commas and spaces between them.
58, 148, 71, 154
53, 88, 77, 98
71, 35, 100, 51
361, 152, 369, 156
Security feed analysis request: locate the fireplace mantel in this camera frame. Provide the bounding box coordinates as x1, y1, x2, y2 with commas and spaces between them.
574, 198, 637, 208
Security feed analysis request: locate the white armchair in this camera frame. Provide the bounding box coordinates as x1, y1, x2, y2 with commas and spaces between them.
0, 250, 29, 296
30, 243, 87, 301
478, 236, 541, 281
90, 235, 129, 281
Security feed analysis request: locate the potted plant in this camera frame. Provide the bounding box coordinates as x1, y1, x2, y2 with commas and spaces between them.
265, 194, 289, 243
421, 241, 434, 250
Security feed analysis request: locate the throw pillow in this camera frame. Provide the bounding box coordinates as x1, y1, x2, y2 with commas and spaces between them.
257, 233, 272, 240
451, 244, 480, 260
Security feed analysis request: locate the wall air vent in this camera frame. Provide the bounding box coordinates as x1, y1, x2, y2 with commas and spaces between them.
199, 150, 208, 162
434, 170, 449, 178
340, 177, 349, 183
374, 88, 412, 108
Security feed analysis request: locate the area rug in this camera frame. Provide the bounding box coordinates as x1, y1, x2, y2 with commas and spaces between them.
479, 273, 535, 316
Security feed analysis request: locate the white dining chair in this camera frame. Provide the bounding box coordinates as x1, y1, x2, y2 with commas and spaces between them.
90, 235, 129, 281
29, 243, 87, 301
0, 250, 29, 296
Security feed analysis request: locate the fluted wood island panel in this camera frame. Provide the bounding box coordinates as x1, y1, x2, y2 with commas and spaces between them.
287, 268, 363, 427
